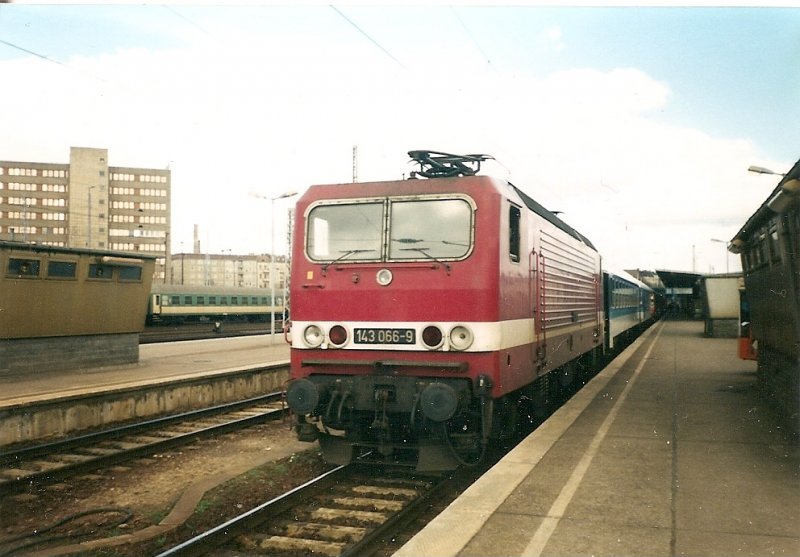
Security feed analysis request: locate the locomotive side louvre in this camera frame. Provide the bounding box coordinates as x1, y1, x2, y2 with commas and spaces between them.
536, 226, 603, 362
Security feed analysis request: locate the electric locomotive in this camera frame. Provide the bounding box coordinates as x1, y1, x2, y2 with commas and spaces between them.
286, 151, 603, 470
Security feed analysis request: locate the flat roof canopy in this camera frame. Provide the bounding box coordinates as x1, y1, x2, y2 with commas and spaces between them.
655, 270, 702, 290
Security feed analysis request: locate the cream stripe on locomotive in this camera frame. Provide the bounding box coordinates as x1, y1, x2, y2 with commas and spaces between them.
291, 319, 548, 352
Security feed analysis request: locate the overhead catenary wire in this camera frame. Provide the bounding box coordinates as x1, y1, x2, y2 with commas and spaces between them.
451, 7, 492, 65
330, 5, 407, 71
0, 37, 63, 66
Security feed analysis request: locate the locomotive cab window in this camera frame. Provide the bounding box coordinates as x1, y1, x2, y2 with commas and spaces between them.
509, 204, 521, 263
388, 199, 472, 260
307, 202, 383, 261
306, 195, 475, 263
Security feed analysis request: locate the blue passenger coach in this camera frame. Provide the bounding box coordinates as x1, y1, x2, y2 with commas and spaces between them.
603, 269, 656, 351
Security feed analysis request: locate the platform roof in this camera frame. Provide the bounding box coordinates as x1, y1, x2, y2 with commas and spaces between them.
655, 270, 702, 290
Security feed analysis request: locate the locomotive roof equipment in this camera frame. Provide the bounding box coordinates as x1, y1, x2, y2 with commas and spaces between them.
408, 150, 494, 178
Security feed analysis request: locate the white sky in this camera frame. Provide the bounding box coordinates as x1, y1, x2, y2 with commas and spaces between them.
0, 4, 798, 274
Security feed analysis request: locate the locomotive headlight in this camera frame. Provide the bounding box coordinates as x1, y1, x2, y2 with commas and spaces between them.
448, 325, 474, 351
376, 268, 393, 286
302, 324, 324, 348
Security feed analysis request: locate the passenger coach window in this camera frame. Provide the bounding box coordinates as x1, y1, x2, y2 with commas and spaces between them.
7, 258, 41, 277
47, 261, 77, 278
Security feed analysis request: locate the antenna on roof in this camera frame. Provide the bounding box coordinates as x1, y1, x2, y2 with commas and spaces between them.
408, 150, 494, 179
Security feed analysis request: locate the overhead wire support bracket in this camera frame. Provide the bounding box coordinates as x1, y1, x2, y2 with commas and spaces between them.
408, 150, 494, 179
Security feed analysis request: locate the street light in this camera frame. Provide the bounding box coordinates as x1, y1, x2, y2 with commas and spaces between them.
710, 238, 730, 274
748, 164, 799, 213
249, 190, 298, 344
747, 165, 786, 177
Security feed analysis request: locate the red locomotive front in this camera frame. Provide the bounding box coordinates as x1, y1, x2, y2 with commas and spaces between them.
286, 152, 602, 470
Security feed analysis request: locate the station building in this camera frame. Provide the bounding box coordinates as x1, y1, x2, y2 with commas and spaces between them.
0, 146, 171, 282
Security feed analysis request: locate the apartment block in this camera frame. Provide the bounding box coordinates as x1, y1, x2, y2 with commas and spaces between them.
0, 147, 170, 281
170, 252, 289, 290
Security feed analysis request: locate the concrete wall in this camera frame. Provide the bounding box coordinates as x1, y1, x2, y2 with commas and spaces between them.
703, 318, 739, 339
0, 333, 139, 375
0, 365, 289, 447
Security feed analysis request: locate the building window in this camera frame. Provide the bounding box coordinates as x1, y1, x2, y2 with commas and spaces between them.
7, 258, 40, 277
89, 264, 113, 279
47, 261, 77, 279
119, 266, 143, 281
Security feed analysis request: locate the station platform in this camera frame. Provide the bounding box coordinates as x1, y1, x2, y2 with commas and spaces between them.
395, 320, 800, 557
0, 334, 290, 408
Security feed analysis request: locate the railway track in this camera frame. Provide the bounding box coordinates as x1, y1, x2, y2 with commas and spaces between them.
0, 392, 286, 497
154, 462, 484, 557
140, 322, 284, 343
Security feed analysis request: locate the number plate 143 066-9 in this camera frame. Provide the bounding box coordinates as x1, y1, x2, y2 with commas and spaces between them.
353, 328, 416, 345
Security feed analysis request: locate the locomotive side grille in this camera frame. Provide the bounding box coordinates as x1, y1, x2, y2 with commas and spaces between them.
539, 230, 598, 329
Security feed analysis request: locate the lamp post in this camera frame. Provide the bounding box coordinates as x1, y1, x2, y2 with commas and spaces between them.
710, 238, 729, 274
747, 165, 786, 177
249, 190, 298, 344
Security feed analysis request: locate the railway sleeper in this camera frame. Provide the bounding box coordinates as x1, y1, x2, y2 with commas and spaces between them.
325, 495, 406, 512
304, 506, 390, 526
243, 533, 346, 557
267, 521, 367, 543
348, 484, 421, 499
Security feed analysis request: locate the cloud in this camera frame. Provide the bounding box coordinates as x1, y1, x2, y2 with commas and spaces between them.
540, 25, 566, 53
0, 33, 787, 273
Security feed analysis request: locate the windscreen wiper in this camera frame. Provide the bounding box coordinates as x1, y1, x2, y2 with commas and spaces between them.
399, 247, 451, 274
321, 249, 375, 275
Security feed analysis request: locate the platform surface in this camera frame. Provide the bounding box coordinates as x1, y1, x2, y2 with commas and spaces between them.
0, 334, 290, 406
395, 320, 800, 557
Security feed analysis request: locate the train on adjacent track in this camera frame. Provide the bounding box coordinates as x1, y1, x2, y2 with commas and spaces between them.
146, 284, 286, 325
730, 157, 800, 433
286, 151, 658, 470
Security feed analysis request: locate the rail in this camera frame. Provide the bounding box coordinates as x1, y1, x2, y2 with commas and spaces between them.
0, 392, 286, 497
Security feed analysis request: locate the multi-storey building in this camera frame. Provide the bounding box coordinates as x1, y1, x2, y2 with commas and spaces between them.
170, 252, 289, 290
0, 147, 170, 281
